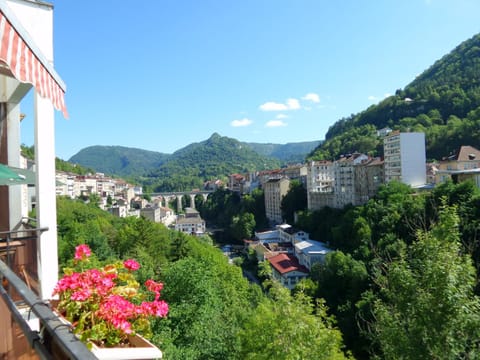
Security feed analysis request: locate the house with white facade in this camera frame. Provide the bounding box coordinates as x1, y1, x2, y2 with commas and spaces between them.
268, 253, 309, 290
175, 207, 206, 235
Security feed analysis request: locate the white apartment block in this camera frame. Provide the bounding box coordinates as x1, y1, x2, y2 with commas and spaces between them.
384, 131, 426, 187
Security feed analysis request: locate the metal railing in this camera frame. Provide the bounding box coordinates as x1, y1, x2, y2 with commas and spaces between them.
0, 259, 96, 359
0, 224, 96, 359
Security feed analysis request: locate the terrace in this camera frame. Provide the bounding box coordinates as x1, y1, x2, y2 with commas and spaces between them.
0, 1, 95, 358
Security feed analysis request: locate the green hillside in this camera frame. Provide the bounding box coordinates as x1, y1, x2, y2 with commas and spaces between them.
69, 145, 170, 176
245, 140, 322, 163
143, 133, 281, 192
66, 134, 322, 192
309, 32, 480, 161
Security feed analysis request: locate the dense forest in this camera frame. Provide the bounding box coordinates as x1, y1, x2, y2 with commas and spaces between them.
55, 196, 350, 359
55, 177, 480, 359
309, 33, 480, 161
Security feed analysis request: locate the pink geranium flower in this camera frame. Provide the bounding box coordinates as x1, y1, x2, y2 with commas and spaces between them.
123, 259, 140, 271
53, 244, 168, 348
74, 244, 91, 261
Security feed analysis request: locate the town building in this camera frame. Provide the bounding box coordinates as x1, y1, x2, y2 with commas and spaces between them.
354, 157, 384, 204
251, 224, 332, 287
306, 154, 383, 210
435, 145, 480, 186
263, 177, 290, 225
268, 253, 309, 290
174, 207, 206, 235
334, 153, 369, 208
140, 205, 161, 223
384, 131, 426, 187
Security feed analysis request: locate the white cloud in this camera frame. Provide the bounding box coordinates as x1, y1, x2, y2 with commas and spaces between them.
265, 120, 287, 128
368, 95, 378, 102
259, 102, 288, 111
276, 114, 288, 119
259, 98, 301, 111
286, 98, 300, 110
302, 93, 320, 103
230, 118, 253, 127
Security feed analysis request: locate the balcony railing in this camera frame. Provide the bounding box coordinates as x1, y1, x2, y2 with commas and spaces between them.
0, 224, 96, 360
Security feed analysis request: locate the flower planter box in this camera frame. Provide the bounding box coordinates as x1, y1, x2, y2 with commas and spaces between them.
50, 300, 162, 359
91, 334, 162, 360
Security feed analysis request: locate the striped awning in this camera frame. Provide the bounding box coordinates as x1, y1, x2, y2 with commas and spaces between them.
0, 9, 68, 118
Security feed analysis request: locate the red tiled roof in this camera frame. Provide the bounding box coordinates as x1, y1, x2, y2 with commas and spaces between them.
268, 253, 309, 275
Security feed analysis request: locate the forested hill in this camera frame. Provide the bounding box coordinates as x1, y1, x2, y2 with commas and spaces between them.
309, 32, 480, 161
143, 133, 281, 191
245, 140, 322, 163
67, 134, 319, 187
69, 145, 170, 176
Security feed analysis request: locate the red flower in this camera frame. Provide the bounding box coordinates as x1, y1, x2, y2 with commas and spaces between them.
123, 259, 140, 271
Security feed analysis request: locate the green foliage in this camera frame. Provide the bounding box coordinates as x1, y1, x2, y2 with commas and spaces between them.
146, 133, 281, 192
69, 145, 170, 177
159, 254, 254, 359
371, 204, 480, 359
199, 188, 267, 240
230, 212, 256, 242
280, 179, 307, 224
20, 144, 35, 160
246, 140, 321, 163
313, 251, 369, 358
238, 283, 352, 360
56, 197, 117, 265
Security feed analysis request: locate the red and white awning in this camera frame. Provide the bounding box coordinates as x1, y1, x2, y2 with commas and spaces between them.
0, 10, 68, 118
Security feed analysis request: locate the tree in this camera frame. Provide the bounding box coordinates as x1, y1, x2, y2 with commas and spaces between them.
281, 179, 307, 224
238, 283, 351, 360
230, 212, 256, 243
371, 203, 480, 359
159, 256, 254, 360
314, 251, 369, 358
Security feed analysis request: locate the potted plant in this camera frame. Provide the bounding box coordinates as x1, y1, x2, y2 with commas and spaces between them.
52, 244, 168, 359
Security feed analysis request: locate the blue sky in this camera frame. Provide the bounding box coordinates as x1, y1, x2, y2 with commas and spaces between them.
20, 0, 480, 160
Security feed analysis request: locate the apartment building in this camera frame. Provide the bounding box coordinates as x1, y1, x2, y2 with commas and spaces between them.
354, 157, 384, 204
263, 177, 291, 225
306, 160, 334, 210
307, 154, 384, 210
334, 153, 369, 208
384, 131, 426, 187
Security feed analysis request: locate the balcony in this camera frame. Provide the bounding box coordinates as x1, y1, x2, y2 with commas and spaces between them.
0, 221, 96, 360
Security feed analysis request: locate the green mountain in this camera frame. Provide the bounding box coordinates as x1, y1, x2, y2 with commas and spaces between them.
309, 32, 480, 161
69, 145, 170, 176
245, 140, 322, 163
143, 133, 282, 191
68, 134, 319, 182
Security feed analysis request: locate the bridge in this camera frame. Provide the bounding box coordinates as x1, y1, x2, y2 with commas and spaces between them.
146, 190, 214, 210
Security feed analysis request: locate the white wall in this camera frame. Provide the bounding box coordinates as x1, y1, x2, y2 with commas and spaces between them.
400, 133, 426, 186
